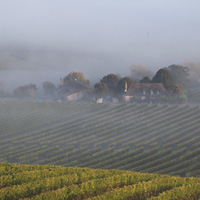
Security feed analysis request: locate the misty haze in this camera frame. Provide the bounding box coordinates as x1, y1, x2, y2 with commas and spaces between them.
0, 1, 200, 199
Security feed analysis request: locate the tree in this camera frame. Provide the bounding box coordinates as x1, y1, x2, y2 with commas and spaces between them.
140, 76, 151, 83
13, 84, 37, 99
116, 77, 134, 94
14, 86, 27, 98
167, 84, 187, 104
152, 68, 175, 89
94, 82, 109, 98
183, 62, 200, 87
168, 64, 190, 89
100, 74, 120, 94
63, 72, 90, 86
169, 84, 184, 96
42, 81, 56, 97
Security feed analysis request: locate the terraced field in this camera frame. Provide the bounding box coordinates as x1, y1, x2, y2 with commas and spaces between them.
1, 162, 200, 200
0, 100, 200, 177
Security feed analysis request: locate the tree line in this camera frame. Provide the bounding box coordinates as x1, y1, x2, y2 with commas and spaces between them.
4, 64, 191, 102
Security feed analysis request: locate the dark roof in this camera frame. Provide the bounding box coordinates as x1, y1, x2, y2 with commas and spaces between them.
126, 83, 165, 95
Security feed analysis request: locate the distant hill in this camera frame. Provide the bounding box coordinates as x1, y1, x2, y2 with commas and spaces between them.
0, 47, 73, 71
0, 46, 100, 91
0, 162, 200, 199
0, 46, 133, 90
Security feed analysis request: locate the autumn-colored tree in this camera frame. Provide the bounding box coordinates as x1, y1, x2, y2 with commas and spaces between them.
169, 84, 184, 96
13, 84, 37, 99
63, 72, 90, 86
166, 84, 187, 103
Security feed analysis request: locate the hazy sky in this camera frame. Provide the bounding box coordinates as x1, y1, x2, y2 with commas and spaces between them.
0, 0, 200, 72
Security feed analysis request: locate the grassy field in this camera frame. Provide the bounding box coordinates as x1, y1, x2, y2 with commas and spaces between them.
0, 100, 200, 177
0, 162, 200, 200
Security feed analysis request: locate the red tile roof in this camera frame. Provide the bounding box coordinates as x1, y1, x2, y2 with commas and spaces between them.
126, 83, 165, 95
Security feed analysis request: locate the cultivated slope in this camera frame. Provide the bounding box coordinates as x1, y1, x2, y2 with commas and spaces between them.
0, 162, 200, 200
0, 100, 200, 177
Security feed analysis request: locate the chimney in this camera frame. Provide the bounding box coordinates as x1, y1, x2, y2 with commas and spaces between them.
125, 81, 127, 92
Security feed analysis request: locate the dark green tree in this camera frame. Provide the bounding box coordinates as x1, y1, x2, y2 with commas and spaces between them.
100, 74, 120, 94
94, 82, 109, 98
42, 81, 56, 97
140, 76, 151, 83
152, 68, 175, 89
116, 77, 134, 94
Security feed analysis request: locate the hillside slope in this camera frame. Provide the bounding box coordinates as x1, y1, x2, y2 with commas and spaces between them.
0, 100, 200, 177
0, 162, 200, 200
0, 47, 73, 70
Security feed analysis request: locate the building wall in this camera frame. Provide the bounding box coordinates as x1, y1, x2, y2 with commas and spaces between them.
65, 91, 84, 101
123, 95, 132, 102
